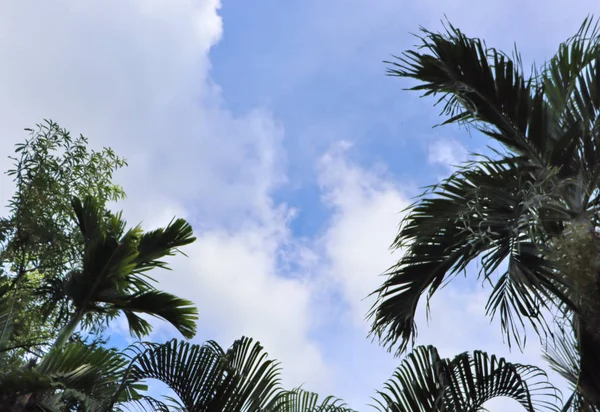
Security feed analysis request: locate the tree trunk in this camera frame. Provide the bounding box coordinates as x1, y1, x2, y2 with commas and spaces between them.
578, 317, 600, 407
567, 218, 600, 406
51, 309, 84, 350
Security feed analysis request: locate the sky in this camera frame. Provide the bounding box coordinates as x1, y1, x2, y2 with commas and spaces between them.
0, 1, 598, 410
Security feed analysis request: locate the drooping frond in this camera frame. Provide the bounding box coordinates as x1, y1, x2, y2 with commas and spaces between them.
264, 388, 356, 412
40, 196, 198, 341
368, 154, 575, 353
122, 337, 284, 411
371, 345, 560, 412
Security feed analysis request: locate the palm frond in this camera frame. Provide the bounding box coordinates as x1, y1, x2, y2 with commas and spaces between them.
543, 16, 600, 124
71, 196, 104, 244
387, 19, 549, 161
0, 342, 133, 411
368, 155, 575, 354
123, 337, 284, 411
134, 217, 196, 274
37, 342, 128, 397
265, 388, 356, 412
110, 291, 198, 339
370, 346, 442, 412
371, 345, 560, 412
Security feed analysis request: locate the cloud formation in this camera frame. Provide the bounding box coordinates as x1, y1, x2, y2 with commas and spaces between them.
428, 138, 468, 171
0, 1, 584, 410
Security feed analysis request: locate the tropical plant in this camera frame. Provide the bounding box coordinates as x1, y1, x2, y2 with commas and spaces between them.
120, 337, 283, 411
38, 196, 198, 350
117, 336, 560, 412
0, 123, 199, 409
266, 389, 355, 412
0, 194, 199, 410
371, 346, 559, 412
368, 15, 600, 408
114, 336, 357, 412
0, 123, 567, 411
0, 282, 153, 411
0, 120, 128, 365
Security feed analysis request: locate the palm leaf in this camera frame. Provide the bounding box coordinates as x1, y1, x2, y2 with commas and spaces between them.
264, 388, 356, 412
0, 343, 133, 411
43, 196, 198, 346
122, 337, 284, 411
371, 345, 560, 412
133, 217, 196, 274
105, 290, 198, 339
387, 20, 548, 161
543, 16, 600, 124
37, 342, 128, 398
368, 154, 576, 353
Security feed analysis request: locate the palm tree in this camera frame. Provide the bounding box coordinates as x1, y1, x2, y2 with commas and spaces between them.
368, 16, 600, 407
119, 336, 562, 412
113, 336, 358, 412
2, 271, 561, 411
0, 195, 201, 411
371, 345, 559, 412
39, 196, 199, 349
0, 286, 151, 411
266, 389, 355, 412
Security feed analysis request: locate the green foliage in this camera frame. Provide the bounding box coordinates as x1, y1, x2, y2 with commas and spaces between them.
266, 389, 356, 412
0, 120, 127, 363
122, 337, 283, 411
117, 336, 359, 412
372, 346, 559, 412
0, 111, 571, 410
38, 196, 198, 349
0, 340, 148, 411
370, 14, 600, 408
2, 120, 127, 279
0, 121, 200, 410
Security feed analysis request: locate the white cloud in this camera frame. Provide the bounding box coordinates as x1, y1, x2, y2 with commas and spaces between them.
428, 138, 468, 171
0, 0, 330, 396
0, 2, 577, 411
317, 141, 409, 326
312, 143, 569, 409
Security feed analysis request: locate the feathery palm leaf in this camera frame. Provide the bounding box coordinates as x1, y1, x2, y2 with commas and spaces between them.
369, 152, 574, 352
371, 345, 560, 412
0, 342, 146, 411
371, 15, 600, 406
369, 15, 600, 352
264, 388, 356, 412
39, 196, 198, 348
120, 337, 284, 412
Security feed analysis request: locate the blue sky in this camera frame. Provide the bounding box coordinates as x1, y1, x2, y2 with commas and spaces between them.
0, 1, 599, 410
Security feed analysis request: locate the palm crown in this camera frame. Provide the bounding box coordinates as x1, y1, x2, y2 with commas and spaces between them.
40, 196, 199, 349
368, 16, 600, 407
